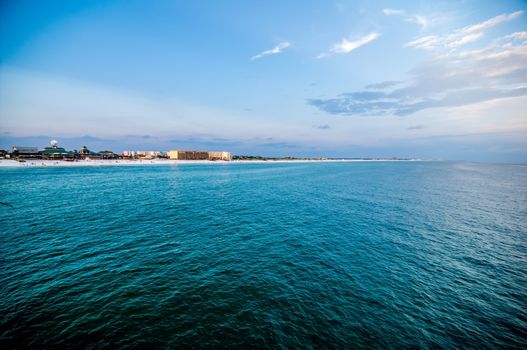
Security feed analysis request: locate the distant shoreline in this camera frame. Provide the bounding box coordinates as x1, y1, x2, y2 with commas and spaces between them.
0, 159, 421, 168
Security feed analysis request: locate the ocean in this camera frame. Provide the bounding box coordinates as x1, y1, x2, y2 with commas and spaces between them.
1, 161, 526, 349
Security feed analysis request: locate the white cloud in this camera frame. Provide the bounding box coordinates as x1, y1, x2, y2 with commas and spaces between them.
318, 33, 380, 58
413, 15, 429, 28
406, 10, 523, 51
447, 32, 484, 48
383, 8, 404, 16
503, 31, 527, 41
250, 42, 291, 60
461, 10, 523, 34
331, 33, 380, 54
382, 8, 430, 28
405, 35, 440, 50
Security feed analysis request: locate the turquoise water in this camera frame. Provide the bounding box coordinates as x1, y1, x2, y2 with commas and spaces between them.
1, 161, 526, 349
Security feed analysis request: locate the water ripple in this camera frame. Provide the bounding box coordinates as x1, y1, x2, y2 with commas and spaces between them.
1, 162, 526, 348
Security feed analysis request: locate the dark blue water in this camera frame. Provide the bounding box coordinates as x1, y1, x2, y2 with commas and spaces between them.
1, 161, 526, 349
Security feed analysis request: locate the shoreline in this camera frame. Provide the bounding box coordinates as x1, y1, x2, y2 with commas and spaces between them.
0, 159, 421, 168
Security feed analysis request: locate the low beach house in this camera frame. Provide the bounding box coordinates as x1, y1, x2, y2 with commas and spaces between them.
12, 146, 41, 160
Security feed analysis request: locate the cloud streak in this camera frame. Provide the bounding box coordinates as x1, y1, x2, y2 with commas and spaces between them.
251, 42, 291, 60
406, 10, 523, 50
365, 80, 402, 90
383, 8, 404, 16
383, 8, 430, 28
317, 33, 380, 58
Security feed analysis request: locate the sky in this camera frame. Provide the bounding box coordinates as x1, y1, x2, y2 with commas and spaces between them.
0, 0, 526, 161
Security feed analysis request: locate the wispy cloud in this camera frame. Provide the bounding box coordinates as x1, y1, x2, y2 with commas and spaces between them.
365, 80, 402, 90
383, 8, 430, 28
250, 42, 291, 60
317, 33, 380, 58
462, 10, 523, 33
504, 31, 527, 41
447, 32, 484, 48
406, 10, 523, 50
332, 33, 380, 54
383, 8, 404, 16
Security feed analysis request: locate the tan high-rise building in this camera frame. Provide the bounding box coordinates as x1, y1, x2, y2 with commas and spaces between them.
167, 150, 232, 161
167, 150, 208, 160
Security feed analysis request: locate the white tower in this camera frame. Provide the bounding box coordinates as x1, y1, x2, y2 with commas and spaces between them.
50, 140, 58, 148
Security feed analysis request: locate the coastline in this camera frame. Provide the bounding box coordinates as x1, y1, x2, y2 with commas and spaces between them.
0, 158, 420, 168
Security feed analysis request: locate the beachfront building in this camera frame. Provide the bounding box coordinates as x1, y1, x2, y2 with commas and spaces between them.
40, 140, 75, 160
122, 151, 162, 159
121, 150, 135, 158
140, 151, 162, 159
208, 151, 232, 161
167, 150, 232, 161
99, 150, 119, 159
167, 150, 209, 160
11, 146, 41, 160
78, 146, 102, 160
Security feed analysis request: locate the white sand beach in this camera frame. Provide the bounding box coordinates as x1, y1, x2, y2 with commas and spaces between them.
0, 159, 417, 167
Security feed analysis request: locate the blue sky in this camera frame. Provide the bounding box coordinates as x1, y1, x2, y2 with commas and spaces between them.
1, 0, 526, 161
